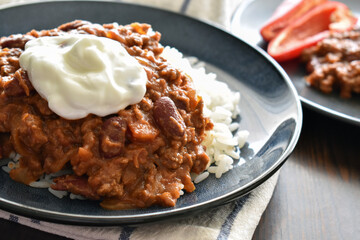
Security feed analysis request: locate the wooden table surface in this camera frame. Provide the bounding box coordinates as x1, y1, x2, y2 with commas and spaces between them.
253, 107, 360, 240
0, 106, 359, 240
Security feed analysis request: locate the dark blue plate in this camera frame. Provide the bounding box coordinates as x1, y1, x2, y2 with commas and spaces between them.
0, 0, 302, 225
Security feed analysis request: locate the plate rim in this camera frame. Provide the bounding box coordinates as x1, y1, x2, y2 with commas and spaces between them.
0, 0, 303, 225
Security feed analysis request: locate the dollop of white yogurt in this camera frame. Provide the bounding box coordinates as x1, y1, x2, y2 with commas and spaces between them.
19, 34, 147, 119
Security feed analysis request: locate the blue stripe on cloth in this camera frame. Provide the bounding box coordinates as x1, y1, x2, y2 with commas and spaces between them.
119, 226, 137, 240
31, 218, 41, 224
9, 214, 19, 223
217, 194, 250, 240
180, 0, 191, 13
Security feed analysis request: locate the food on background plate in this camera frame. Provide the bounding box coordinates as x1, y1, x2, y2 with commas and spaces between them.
301, 28, 360, 98
0, 20, 248, 209
261, 0, 357, 62
260, 0, 327, 42
260, 0, 359, 98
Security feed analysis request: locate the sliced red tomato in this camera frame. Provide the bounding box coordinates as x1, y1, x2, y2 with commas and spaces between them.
267, 1, 358, 62
260, 0, 327, 42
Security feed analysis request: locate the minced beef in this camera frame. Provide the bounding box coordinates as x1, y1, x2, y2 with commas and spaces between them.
301, 28, 360, 98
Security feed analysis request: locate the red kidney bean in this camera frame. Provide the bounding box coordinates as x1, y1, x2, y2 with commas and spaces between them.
153, 97, 186, 138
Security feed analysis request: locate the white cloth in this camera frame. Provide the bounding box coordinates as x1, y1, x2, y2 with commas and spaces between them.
0, 0, 280, 239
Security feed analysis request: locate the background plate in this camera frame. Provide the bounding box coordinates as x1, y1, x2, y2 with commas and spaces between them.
231, 0, 360, 126
0, 0, 302, 225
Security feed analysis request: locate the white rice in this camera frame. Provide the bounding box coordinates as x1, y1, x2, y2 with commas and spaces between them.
194, 171, 210, 184
48, 187, 68, 199
1, 153, 19, 174
69, 193, 87, 200
1, 166, 11, 174
161, 46, 249, 181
